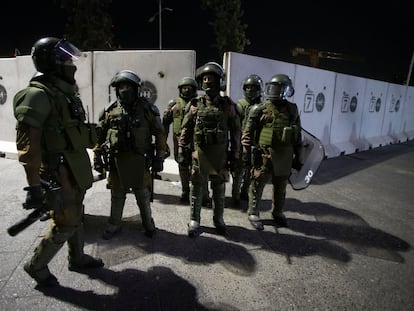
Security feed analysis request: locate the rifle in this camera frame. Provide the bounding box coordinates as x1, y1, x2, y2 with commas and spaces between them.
7, 173, 107, 237
94, 140, 110, 176
7, 179, 61, 237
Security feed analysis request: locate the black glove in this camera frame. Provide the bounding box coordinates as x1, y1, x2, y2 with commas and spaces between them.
165, 144, 171, 158
23, 185, 43, 210
152, 157, 164, 173
292, 157, 303, 171
93, 152, 105, 173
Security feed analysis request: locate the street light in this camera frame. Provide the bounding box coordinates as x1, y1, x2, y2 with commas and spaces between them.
148, 0, 173, 50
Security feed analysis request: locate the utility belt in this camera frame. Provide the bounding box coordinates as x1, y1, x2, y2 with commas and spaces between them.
194, 127, 227, 146
259, 125, 299, 146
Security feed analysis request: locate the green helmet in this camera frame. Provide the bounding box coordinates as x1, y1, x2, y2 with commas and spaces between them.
196, 62, 226, 94
242, 74, 263, 101
178, 77, 198, 100
264, 74, 294, 101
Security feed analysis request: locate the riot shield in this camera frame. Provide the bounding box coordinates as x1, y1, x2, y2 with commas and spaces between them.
289, 128, 325, 190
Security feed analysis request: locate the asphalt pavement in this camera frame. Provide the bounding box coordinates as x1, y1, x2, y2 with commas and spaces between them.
0, 140, 413, 311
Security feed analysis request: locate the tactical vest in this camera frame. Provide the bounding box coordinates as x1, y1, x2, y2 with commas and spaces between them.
259, 101, 299, 146
29, 81, 96, 152
172, 97, 186, 136
16, 80, 95, 190
105, 100, 153, 155
194, 97, 229, 147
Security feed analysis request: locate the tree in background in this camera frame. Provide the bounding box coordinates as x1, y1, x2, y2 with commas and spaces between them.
201, 0, 250, 59
60, 0, 114, 51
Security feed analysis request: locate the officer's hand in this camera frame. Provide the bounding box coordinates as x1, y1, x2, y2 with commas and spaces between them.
152, 157, 164, 173
292, 157, 303, 171
23, 185, 43, 210
165, 144, 171, 158
93, 153, 105, 173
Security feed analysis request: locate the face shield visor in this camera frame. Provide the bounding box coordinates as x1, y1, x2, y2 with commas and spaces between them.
265, 83, 287, 100
54, 39, 82, 65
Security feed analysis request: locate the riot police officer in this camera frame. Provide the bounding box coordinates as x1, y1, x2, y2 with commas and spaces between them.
13, 37, 104, 287
94, 70, 167, 239
162, 77, 209, 204
178, 62, 241, 237
241, 74, 303, 230
231, 74, 263, 208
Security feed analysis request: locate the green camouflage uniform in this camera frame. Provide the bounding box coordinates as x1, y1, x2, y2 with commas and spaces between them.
13, 74, 101, 284
242, 99, 301, 221
163, 97, 210, 203
179, 94, 241, 233
96, 97, 166, 236
232, 97, 261, 204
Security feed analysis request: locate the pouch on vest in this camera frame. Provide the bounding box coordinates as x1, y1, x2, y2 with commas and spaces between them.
107, 128, 119, 151
259, 124, 273, 146
281, 126, 293, 144
64, 126, 92, 150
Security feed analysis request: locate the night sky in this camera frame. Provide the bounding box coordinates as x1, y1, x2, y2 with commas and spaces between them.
2, 0, 413, 85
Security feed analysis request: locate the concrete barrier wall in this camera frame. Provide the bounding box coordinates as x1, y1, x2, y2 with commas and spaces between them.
224, 52, 414, 158
1, 50, 413, 162
0, 50, 196, 161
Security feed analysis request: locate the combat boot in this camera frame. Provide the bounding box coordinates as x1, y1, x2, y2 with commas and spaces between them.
68, 254, 104, 271
24, 237, 64, 287
272, 212, 287, 227
68, 225, 104, 271
179, 191, 190, 203
102, 224, 122, 240
135, 188, 157, 238
188, 181, 203, 237
213, 216, 226, 235
24, 262, 58, 287
211, 181, 226, 235
187, 220, 200, 238
248, 214, 264, 231
102, 190, 126, 239
144, 218, 157, 238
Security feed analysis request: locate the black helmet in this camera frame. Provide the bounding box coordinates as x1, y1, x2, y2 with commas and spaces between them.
110, 70, 141, 88
178, 77, 197, 100
242, 74, 263, 101
264, 74, 294, 101
31, 37, 81, 74
196, 62, 226, 92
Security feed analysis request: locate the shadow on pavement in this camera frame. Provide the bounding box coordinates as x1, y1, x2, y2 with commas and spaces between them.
284, 198, 411, 263
83, 214, 257, 276
37, 266, 224, 311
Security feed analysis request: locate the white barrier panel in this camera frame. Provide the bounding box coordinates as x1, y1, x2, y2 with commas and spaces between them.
75, 52, 93, 120
92, 50, 196, 124
16, 55, 35, 89
402, 87, 414, 139
329, 73, 367, 156
359, 78, 389, 149
223, 52, 295, 101
381, 83, 408, 144
0, 57, 19, 142
293, 65, 336, 156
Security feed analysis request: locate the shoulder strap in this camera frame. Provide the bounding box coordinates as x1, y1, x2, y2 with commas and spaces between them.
29, 81, 56, 101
